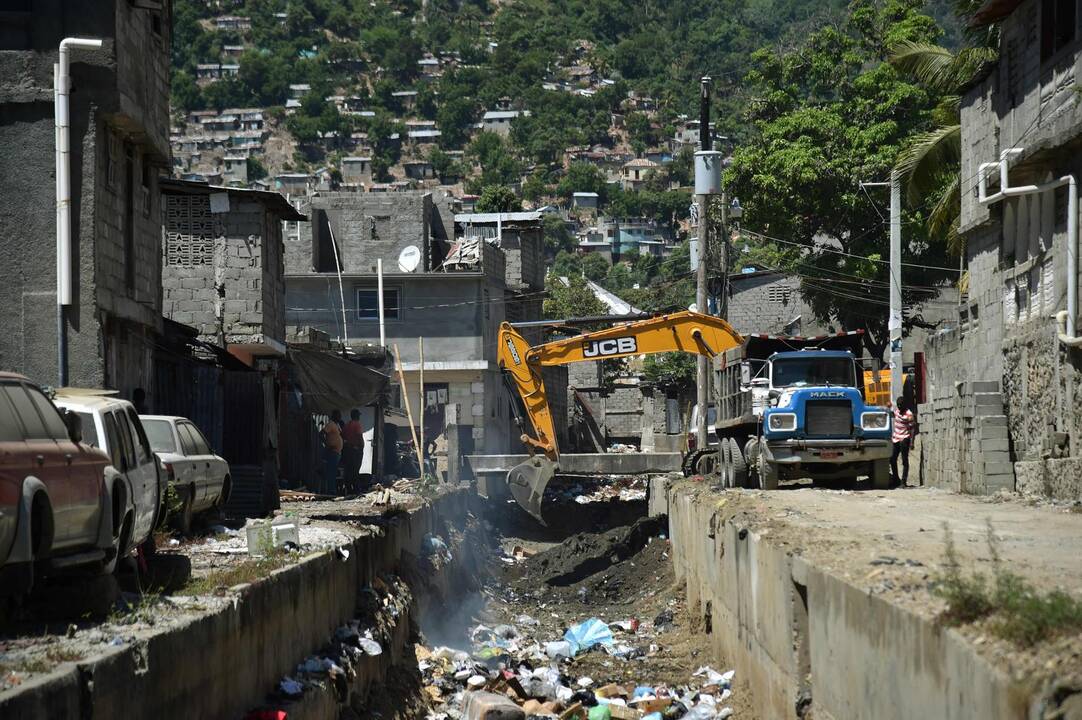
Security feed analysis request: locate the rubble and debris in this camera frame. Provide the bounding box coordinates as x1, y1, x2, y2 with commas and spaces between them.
415, 516, 740, 720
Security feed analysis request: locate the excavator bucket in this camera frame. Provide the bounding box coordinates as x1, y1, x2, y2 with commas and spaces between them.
507, 456, 558, 523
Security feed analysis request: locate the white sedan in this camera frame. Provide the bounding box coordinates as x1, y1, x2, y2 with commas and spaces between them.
140, 415, 230, 531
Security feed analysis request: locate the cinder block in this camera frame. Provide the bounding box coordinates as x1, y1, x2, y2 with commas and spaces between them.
980, 438, 1010, 453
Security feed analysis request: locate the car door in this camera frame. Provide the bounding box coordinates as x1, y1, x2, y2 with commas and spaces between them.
117, 408, 154, 542
28, 388, 103, 543
176, 423, 202, 509
125, 408, 158, 540
189, 425, 220, 505
0, 387, 32, 561
1, 383, 70, 546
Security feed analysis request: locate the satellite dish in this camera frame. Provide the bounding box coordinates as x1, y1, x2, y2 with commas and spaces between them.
398, 245, 421, 273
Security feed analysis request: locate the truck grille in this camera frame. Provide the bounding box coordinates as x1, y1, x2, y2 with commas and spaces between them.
805, 400, 852, 436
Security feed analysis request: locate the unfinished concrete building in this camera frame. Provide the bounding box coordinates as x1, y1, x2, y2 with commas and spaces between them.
921, 0, 1082, 499
0, 1, 171, 398
285, 191, 542, 456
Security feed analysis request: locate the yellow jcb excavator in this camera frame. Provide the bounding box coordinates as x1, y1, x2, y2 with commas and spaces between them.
497, 311, 745, 520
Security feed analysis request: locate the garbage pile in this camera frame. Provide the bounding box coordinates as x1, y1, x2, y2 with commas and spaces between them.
544, 476, 650, 506
418, 616, 736, 719
263, 575, 410, 709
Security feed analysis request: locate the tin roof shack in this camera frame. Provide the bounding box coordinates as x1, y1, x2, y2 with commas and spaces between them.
918, 0, 1082, 499
0, 1, 171, 401
160, 179, 306, 362
284, 191, 527, 456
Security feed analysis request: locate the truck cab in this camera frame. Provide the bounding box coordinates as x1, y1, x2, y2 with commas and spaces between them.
708, 333, 893, 490
758, 349, 892, 487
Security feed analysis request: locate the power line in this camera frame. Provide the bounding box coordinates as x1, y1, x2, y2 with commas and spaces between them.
739, 228, 963, 272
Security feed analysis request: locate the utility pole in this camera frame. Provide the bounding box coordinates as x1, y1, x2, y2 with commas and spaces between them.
694, 76, 711, 451
889, 169, 903, 400
859, 174, 903, 400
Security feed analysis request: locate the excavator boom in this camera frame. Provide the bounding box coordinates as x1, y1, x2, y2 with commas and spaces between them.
497, 311, 744, 520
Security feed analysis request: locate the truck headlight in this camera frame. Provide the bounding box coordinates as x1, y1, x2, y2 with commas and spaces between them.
861, 412, 889, 430
768, 413, 796, 431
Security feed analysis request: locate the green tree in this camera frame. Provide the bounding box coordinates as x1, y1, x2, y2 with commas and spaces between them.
238, 50, 290, 106
556, 162, 608, 203
582, 252, 610, 282
643, 353, 697, 392
542, 214, 575, 255
522, 172, 549, 203
171, 70, 203, 112
543, 273, 606, 320
246, 156, 268, 181
466, 132, 522, 192
888, 5, 998, 255
552, 250, 583, 278
726, 0, 955, 357
475, 185, 522, 213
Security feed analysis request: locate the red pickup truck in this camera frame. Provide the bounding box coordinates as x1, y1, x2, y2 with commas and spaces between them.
0, 372, 122, 596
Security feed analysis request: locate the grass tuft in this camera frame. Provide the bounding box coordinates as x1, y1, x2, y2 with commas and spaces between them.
178, 552, 290, 596
934, 520, 1082, 646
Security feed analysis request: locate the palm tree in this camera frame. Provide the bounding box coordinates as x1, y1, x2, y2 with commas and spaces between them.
889, 41, 998, 255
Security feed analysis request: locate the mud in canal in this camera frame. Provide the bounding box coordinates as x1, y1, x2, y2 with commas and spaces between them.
401, 490, 757, 720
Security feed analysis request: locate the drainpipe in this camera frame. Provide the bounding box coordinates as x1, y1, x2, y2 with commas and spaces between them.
54, 37, 102, 387
978, 147, 1081, 347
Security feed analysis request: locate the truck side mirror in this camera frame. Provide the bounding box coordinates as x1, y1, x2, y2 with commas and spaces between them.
740, 361, 751, 386
63, 409, 82, 443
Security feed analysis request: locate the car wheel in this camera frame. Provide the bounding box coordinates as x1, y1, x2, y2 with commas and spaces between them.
178, 486, 195, 535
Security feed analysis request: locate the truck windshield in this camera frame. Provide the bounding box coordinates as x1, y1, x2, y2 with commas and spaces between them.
772, 357, 854, 388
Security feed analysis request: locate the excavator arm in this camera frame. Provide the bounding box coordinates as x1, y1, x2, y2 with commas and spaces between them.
497, 311, 744, 520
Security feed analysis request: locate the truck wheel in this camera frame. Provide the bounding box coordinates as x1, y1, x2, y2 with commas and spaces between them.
719, 442, 732, 487
729, 438, 748, 488
758, 453, 780, 490
871, 459, 891, 490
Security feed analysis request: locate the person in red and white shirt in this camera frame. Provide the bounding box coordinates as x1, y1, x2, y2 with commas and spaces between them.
891, 396, 915, 487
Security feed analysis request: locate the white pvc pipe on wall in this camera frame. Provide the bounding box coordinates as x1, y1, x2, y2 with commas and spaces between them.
55, 37, 102, 306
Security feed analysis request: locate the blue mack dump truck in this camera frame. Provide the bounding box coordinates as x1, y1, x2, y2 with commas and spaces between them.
685, 331, 893, 490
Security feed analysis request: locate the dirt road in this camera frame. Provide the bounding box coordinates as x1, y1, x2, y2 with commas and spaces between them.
694, 483, 1082, 696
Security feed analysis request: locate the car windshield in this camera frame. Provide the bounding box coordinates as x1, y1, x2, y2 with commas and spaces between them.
772, 356, 854, 388
142, 419, 177, 453
77, 412, 100, 448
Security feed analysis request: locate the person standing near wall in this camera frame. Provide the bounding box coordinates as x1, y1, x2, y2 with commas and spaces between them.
341, 408, 366, 494
320, 410, 344, 495
891, 396, 915, 487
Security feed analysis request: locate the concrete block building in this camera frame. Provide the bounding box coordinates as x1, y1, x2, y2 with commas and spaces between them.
727, 270, 828, 337
160, 179, 305, 361
920, 0, 1082, 499
285, 191, 541, 455
0, 1, 171, 400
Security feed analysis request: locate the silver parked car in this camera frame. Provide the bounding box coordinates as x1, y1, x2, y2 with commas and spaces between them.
139, 416, 230, 531
53, 391, 163, 559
